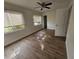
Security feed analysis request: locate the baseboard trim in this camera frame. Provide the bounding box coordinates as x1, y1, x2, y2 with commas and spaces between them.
4, 28, 44, 48
54, 36, 66, 41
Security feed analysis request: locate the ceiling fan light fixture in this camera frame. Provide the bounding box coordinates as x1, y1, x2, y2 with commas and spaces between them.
35, 0, 55, 11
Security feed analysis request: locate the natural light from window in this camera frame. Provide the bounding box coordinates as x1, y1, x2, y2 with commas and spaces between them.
33, 15, 42, 26
4, 11, 25, 33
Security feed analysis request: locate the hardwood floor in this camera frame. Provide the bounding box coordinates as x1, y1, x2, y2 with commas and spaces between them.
4, 29, 66, 59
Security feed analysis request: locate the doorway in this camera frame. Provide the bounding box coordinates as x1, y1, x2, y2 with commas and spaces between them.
44, 15, 47, 29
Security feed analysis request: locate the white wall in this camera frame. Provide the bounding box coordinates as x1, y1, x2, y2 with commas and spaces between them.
66, 6, 74, 59
44, 10, 56, 30
4, 2, 43, 46
44, 8, 69, 36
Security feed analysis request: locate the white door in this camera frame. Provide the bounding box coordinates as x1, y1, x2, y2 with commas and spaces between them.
55, 8, 68, 36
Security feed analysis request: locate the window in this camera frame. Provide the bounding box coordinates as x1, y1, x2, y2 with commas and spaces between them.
33, 15, 42, 26
4, 11, 25, 33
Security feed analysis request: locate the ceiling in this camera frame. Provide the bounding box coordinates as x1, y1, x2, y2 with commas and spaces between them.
4, 0, 71, 12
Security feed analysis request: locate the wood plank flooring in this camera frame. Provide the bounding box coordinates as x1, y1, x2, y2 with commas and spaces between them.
4, 29, 67, 59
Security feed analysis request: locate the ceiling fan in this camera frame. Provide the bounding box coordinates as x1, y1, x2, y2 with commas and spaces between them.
35, 1, 52, 11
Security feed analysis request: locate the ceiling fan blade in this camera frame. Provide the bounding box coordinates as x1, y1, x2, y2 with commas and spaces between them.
45, 7, 50, 9
37, 2, 42, 6
45, 2, 52, 6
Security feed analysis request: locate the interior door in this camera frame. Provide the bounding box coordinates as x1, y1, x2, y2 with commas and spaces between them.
44, 15, 47, 29
55, 9, 68, 36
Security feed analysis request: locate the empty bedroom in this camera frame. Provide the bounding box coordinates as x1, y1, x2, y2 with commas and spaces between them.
4, 0, 74, 59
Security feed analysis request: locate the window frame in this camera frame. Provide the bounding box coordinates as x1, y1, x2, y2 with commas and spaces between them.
33, 15, 42, 26
4, 10, 25, 34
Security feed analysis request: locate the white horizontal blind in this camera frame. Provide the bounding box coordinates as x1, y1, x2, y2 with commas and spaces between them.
4, 11, 25, 33
33, 15, 41, 26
